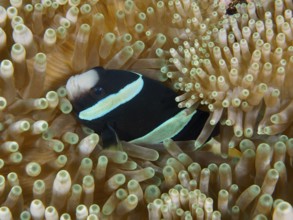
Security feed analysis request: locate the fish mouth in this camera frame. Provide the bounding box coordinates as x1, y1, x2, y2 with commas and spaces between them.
66, 69, 100, 100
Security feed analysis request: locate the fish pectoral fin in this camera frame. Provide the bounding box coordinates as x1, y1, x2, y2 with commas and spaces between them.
101, 123, 122, 150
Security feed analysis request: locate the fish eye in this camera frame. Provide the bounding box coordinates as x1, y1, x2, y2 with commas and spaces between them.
90, 87, 105, 98
93, 87, 103, 94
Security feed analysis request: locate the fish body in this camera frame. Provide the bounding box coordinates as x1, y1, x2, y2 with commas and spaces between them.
66, 67, 213, 145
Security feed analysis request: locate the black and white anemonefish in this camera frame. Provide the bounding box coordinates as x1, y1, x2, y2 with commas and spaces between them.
66, 67, 217, 147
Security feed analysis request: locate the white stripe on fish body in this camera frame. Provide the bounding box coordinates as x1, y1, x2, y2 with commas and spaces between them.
130, 110, 196, 144
79, 75, 144, 121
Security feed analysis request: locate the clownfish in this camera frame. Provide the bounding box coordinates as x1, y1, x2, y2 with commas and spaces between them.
66, 67, 217, 147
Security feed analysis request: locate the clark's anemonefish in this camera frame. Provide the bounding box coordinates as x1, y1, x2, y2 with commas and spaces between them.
66, 67, 218, 146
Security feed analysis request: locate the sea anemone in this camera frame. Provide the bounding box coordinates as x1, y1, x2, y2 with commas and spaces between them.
148, 137, 293, 219
165, 0, 293, 151
0, 0, 293, 219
